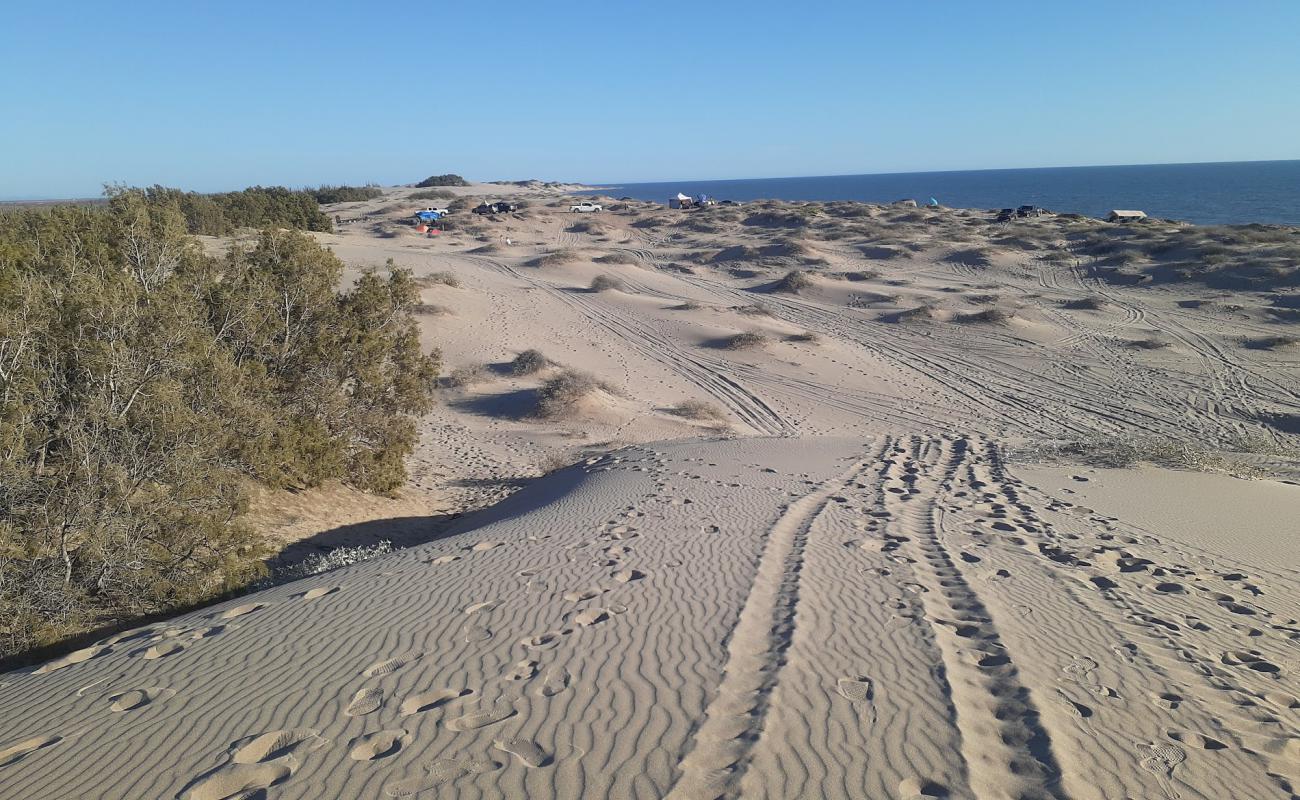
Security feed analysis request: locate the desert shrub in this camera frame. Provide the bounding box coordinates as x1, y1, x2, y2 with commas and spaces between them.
413, 303, 452, 315
954, 308, 1013, 324
786, 331, 821, 343
416, 270, 461, 288
309, 185, 383, 204
529, 249, 579, 267
670, 400, 728, 421
723, 332, 769, 350
410, 188, 456, 201
510, 349, 550, 375
129, 184, 333, 235
445, 363, 490, 388
838, 270, 879, 281
1014, 437, 1265, 478
672, 301, 703, 311
737, 303, 774, 316
1126, 337, 1170, 350
590, 273, 628, 292
416, 174, 469, 188
536, 369, 601, 417
773, 270, 814, 294
594, 252, 636, 265
1242, 335, 1298, 350
0, 198, 438, 660
1062, 296, 1105, 310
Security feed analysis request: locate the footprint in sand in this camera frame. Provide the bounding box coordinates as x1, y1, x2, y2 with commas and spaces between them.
143, 640, 185, 660
220, 603, 264, 621
563, 589, 601, 603
521, 631, 564, 651
0, 735, 60, 768
346, 688, 384, 717
349, 729, 409, 761
302, 586, 339, 600
400, 688, 471, 716
184, 761, 293, 800
445, 702, 517, 731
462, 621, 493, 643
898, 776, 947, 799
537, 667, 571, 697
469, 541, 503, 552
507, 660, 538, 681
836, 676, 874, 703
383, 756, 501, 797
233, 729, 326, 764
614, 568, 645, 583
363, 651, 422, 678
1138, 742, 1187, 800
426, 554, 461, 566
109, 687, 176, 712
34, 645, 110, 675
494, 737, 549, 767
573, 608, 609, 627
463, 601, 500, 615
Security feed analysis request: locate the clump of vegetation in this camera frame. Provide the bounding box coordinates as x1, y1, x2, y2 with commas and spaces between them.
510, 349, 550, 375
528, 249, 579, 268
954, 308, 1014, 324
413, 303, 452, 316
669, 400, 728, 421
1062, 296, 1106, 310
590, 274, 628, 292
409, 189, 456, 201
773, 270, 814, 294
1126, 337, 1170, 350
723, 332, 769, 350
445, 363, 490, 388
416, 271, 461, 288
309, 185, 383, 204
1242, 335, 1298, 350
594, 252, 636, 265
737, 303, 774, 317
415, 174, 469, 188
1014, 437, 1264, 479
536, 369, 602, 418
0, 193, 439, 660
787, 331, 821, 343
838, 270, 879, 282
127, 184, 333, 235
671, 301, 704, 311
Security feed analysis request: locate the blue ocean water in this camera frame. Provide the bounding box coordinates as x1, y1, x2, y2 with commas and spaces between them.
581, 160, 1300, 226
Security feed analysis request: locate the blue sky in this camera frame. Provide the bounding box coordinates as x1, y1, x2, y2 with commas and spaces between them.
2, 0, 1298, 198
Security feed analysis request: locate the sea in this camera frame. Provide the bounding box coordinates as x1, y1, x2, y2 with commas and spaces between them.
579, 160, 1300, 226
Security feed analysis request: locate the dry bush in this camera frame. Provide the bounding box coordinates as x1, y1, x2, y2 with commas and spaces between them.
669, 399, 728, 421
594, 252, 636, 265
736, 303, 774, 317
510, 349, 550, 375
671, 301, 704, 311
955, 308, 1014, 324
773, 270, 814, 294
529, 248, 580, 267
413, 303, 452, 316
848, 291, 900, 307
537, 369, 601, 418
891, 305, 938, 323
1242, 335, 1299, 350
415, 271, 461, 288
1013, 437, 1264, 478
590, 273, 628, 292
964, 293, 1000, 305
1062, 296, 1105, 310
723, 332, 769, 350
1126, 337, 1170, 350
838, 270, 879, 282
786, 331, 821, 344
445, 363, 490, 388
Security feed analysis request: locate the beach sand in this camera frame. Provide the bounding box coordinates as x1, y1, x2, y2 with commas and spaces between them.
2, 185, 1298, 799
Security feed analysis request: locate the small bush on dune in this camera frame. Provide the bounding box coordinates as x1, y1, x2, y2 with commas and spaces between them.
529, 249, 579, 268
672, 301, 704, 311
413, 303, 452, 316
510, 349, 550, 375
416, 174, 469, 188
445, 363, 490, 388
1062, 296, 1105, 310
838, 270, 879, 282
1242, 335, 1298, 350
537, 369, 602, 418
415, 270, 461, 288
786, 331, 821, 344
670, 400, 728, 421
309, 185, 383, 205
590, 274, 628, 292
723, 332, 769, 350
737, 303, 774, 317
954, 308, 1014, 324
773, 270, 814, 294
594, 252, 636, 265
1126, 337, 1170, 350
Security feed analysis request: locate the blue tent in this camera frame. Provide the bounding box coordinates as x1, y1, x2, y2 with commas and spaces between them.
415, 210, 442, 222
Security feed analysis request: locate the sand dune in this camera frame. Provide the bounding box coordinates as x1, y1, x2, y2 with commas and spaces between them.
3, 186, 1299, 799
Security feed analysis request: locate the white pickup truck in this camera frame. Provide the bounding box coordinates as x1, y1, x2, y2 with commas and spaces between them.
569, 201, 602, 213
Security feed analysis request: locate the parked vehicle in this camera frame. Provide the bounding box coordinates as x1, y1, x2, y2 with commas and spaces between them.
569, 201, 603, 213
718, 199, 742, 206
994, 208, 1016, 222
473, 201, 519, 215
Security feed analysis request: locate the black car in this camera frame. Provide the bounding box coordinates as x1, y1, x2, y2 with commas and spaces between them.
471, 201, 519, 215
994, 208, 1016, 222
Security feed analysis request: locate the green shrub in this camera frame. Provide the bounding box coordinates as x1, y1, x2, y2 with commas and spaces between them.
416, 174, 470, 188
308, 185, 383, 204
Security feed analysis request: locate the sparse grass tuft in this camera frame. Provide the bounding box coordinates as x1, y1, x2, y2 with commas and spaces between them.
1126, 337, 1170, 350
445, 363, 490, 388
529, 248, 579, 267
415, 271, 461, 288
413, 303, 452, 316
510, 349, 550, 375
736, 303, 774, 317
954, 308, 1014, 324
1062, 296, 1106, 310
723, 332, 769, 350
671, 301, 704, 311
1242, 335, 1299, 350
537, 369, 602, 418
773, 270, 814, 294
669, 399, 728, 421
786, 331, 821, 344
590, 273, 628, 292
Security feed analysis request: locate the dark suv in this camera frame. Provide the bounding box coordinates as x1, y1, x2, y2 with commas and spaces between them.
473, 201, 518, 215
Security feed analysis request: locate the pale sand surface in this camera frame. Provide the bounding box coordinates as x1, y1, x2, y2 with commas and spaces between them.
3, 185, 1300, 799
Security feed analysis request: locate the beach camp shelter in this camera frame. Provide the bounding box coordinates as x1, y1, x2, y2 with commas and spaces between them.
669, 192, 693, 209
415, 210, 442, 222
1108, 209, 1147, 222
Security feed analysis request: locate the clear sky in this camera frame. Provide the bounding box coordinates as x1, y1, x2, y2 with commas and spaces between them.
3, 0, 1298, 198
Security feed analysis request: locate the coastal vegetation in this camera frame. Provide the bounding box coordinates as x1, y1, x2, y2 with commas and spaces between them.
0, 191, 439, 659
415, 174, 470, 188
127, 185, 333, 235
308, 185, 383, 205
